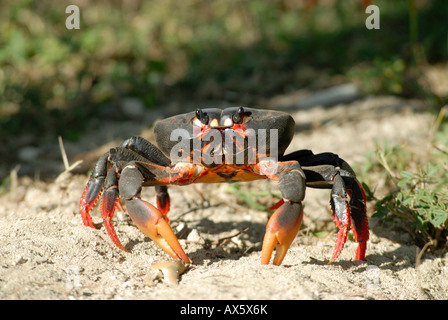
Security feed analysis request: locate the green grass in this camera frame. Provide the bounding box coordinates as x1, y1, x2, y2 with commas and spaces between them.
363, 109, 448, 251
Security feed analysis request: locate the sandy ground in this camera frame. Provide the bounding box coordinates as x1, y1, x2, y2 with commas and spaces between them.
1, 94, 447, 300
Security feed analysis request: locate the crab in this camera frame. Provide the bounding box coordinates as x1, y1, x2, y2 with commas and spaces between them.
79, 107, 369, 266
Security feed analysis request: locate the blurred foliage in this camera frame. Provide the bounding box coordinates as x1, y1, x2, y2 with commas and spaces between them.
0, 0, 447, 140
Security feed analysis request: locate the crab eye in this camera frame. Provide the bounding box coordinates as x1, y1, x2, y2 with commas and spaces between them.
195, 108, 209, 125
232, 107, 245, 123
232, 107, 250, 124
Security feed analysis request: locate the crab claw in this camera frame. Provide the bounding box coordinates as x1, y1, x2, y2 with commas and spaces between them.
126, 198, 190, 264
261, 201, 303, 266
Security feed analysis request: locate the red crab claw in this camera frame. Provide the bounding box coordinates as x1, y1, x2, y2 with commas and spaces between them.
126, 198, 190, 264
261, 201, 303, 266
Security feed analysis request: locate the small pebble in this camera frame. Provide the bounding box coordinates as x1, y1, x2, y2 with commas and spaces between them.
149, 260, 188, 285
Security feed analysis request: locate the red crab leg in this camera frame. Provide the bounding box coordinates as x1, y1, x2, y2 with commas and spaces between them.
330, 208, 351, 263
156, 186, 170, 220
79, 177, 104, 228
350, 180, 369, 261
329, 175, 369, 263
261, 201, 304, 265
79, 153, 111, 229
329, 174, 351, 263
89, 166, 131, 251
100, 185, 127, 251
266, 199, 284, 211
331, 201, 369, 262
79, 188, 96, 228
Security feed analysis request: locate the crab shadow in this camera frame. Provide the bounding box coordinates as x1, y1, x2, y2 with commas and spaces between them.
300, 234, 421, 274
185, 217, 267, 266
113, 212, 267, 266
110, 205, 426, 271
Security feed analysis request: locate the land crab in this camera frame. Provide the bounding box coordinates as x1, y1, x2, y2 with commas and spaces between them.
79, 107, 369, 265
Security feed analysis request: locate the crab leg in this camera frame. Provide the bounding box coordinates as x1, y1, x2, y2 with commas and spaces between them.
347, 179, 369, 260
329, 172, 369, 262
100, 166, 127, 251
329, 173, 351, 262
155, 185, 170, 219
79, 139, 181, 255
79, 153, 109, 228
118, 164, 191, 263
80, 182, 100, 228
281, 150, 369, 262
255, 160, 306, 265
113, 138, 172, 218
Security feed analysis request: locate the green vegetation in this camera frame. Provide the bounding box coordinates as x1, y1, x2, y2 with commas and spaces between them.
363, 109, 448, 251
1, 0, 447, 140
